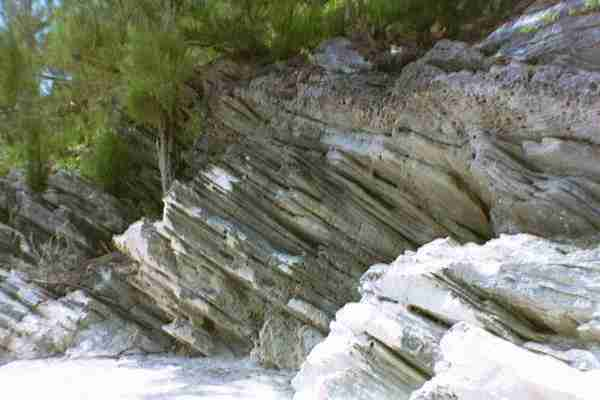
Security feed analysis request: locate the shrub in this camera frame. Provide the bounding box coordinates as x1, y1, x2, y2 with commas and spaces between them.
183, 0, 346, 62
81, 129, 135, 196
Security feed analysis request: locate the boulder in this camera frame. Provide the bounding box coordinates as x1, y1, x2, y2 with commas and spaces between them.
411, 323, 600, 400
293, 235, 600, 399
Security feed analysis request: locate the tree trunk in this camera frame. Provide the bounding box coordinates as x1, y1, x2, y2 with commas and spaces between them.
157, 126, 175, 195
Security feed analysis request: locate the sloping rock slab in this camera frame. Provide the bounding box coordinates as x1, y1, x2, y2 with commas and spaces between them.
293, 234, 600, 400
479, 0, 600, 70
411, 323, 600, 400
0, 269, 170, 364
0, 170, 132, 256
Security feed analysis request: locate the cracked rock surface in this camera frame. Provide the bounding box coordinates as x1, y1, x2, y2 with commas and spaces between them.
293, 234, 600, 399
117, 0, 600, 370
0, 268, 171, 364
0, 172, 173, 363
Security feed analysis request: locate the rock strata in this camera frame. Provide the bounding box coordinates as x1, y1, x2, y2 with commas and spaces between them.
0, 268, 171, 364
0, 170, 132, 256
411, 323, 600, 400
293, 234, 600, 399
0, 171, 172, 363
117, 0, 600, 369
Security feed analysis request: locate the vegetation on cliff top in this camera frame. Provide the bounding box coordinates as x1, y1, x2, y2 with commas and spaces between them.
0, 0, 512, 197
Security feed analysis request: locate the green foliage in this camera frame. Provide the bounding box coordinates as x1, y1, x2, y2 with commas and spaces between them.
121, 22, 194, 129
81, 129, 135, 195
23, 116, 50, 192
344, 0, 513, 39
2, 0, 512, 196
585, 0, 600, 9
0, 142, 20, 177
183, 0, 345, 61
0, 29, 28, 107
0, 1, 55, 191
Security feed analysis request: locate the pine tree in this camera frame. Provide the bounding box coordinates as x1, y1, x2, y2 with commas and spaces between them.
0, 0, 55, 191
2, 0, 509, 195
47, 0, 198, 194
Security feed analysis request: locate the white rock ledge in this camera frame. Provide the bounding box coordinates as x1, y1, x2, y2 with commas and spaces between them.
411, 323, 600, 400
293, 234, 600, 400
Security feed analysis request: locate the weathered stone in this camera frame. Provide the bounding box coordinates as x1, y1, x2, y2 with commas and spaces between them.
115, 176, 366, 368
293, 234, 600, 400
163, 318, 234, 358
251, 311, 324, 370
422, 40, 486, 72
0, 170, 132, 256
0, 268, 171, 364
410, 323, 600, 400
479, 0, 600, 71
113, 0, 600, 371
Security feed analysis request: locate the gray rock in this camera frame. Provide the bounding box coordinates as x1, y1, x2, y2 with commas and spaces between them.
478, 0, 600, 70
0, 170, 132, 256
410, 323, 600, 400
0, 268, 170, 364
312, 38, 372, 74
251, 312, 324, 370
422, 40, 486, 72
114, 0, 600, 371
293, 234, 600, 400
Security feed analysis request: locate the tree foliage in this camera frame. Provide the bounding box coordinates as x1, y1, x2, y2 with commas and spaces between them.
0, 0, 56, 190
1, 0, 509, 194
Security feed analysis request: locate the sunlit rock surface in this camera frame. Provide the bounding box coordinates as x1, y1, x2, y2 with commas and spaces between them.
3, 1, 600, 397
0, 268, 171, 365
411, 323, 600, 400
0, 356, 294, 400
116, 0, 600, 370
293, 235, 600, 399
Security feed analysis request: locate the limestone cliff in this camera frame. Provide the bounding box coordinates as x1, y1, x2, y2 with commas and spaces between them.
2, 1, 600, 399
116, 0, 600, 371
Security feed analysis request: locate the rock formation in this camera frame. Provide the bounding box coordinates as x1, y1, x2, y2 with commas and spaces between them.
0, 268, 170, 364
116, 0, 600, 372
0, 170, 132, 257
293, 234, 600, 399
411, 323, 600, 400
0, 171, 173, 363
2, 0, 600, 398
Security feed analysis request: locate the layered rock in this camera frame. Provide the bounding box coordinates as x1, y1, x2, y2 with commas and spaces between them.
0, 170, 175, 363
0, 268, 172, 364
116, 0, 600, 369
479, 0, 600, 70
411, 323, 600, 400
292, 234, 600, 399
0, 170, 132, 256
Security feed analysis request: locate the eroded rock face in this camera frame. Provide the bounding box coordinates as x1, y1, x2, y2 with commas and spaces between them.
0, 268, 171, 365
411, 323, 600, 400
292, 235, 600, 399
479, 0, 600, 70
116, 1, 600, 370
0, 171, 173, 364
0, 170, 132, 256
